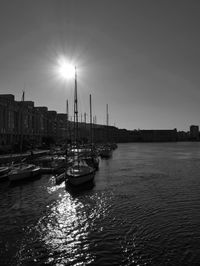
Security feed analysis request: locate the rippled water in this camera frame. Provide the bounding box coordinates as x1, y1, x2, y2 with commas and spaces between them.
1, 142, 200, 265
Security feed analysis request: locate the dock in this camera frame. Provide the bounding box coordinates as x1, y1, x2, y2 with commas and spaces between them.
0, 150, 49, 164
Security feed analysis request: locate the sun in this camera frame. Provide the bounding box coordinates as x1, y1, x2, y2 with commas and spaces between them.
56, 57, 75, 80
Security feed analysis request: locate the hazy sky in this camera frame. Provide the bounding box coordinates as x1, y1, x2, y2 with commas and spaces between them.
0, 0, 200, 131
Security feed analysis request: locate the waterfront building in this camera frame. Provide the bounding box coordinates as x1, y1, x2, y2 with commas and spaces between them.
0, 94, 19, 148
57, 113, 68, 143
190, 125, 199, 141
46, 111, 57, 141
1, 93, 198, 153
137, 129, 178, 142
33, 106, 48, 145
0, 94, 67, 151
177, 131, 189, 141
16, 100, 35, 146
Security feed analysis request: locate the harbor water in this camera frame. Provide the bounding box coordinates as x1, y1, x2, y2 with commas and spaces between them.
0, 142, 200, 265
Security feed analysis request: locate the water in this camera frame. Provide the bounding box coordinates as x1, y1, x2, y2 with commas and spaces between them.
0, 142, 200, 265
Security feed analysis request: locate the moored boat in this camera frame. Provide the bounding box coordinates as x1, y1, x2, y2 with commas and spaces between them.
84, 156, 99, 170
82, 95, 100, 170
66, 162, 95, 186
65, 67, 96, 186
99, 104, 113, 159
35, 155, 67, 174
8, 163, 41, 182
0, 166, 10, 181
79, 145, 99, 170
55, 172, 66, 185
99, 145, 112, 158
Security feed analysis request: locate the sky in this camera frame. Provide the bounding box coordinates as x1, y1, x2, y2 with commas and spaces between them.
0, 0, 200, 131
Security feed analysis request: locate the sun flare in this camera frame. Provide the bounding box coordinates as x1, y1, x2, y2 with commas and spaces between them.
56, 57, 75, 80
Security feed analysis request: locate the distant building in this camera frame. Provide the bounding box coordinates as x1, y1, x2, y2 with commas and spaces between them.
177, 131, 189, 141
190, 125, 199, 141
137, 129, 177, 142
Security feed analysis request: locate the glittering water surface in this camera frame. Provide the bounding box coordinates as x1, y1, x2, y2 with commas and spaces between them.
1, 142, 200, 265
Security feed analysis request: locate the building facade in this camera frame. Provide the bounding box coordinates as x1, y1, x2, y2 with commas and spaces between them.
1, 94, 197, 152
0, 94, 69, 151
190, 125, 199, 141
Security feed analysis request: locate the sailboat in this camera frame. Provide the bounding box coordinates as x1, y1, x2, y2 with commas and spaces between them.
66, 67, 95, 186
99, 104, 113, 158
8, 163, 41, 182
82, 94, 99, 170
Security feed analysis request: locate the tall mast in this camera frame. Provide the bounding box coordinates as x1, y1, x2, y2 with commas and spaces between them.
93, 115, 96, 144
90, 94, 93, 144
21, 90, 25, 101
106, 104, 109, 126
106, 104, 109, 142
84, 112, 87, 123
66, 99, 69, 141
74, 66, 78, 144
84, 112, 87, 132
20, 90, 25, 153
66, 100, 68, 119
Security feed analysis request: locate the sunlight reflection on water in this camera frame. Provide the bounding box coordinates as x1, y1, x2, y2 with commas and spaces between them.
35, 190, 94, 265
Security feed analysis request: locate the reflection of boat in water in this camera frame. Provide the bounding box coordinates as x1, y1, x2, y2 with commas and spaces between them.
8, 163, 41, 182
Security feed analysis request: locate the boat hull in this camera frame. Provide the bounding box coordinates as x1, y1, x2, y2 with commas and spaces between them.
0, 167, 10, 181
0, 167, 10, 176
9, 171, 31, 181
8, 165, 40, 181
36, 155, 66, 174
67, 166, 95, 186
30, 167, 41, 177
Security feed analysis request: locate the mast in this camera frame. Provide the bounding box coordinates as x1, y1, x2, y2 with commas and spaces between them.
106, 104, 109, 127
74, 66, 78, 145
66, 99, 68, 119
93, 115, 96, 144
84, 112, 87, 124
21, 90, 25, 102
20, 90, 25, 153
89, 94, 93, 145
106, 104, 109, 143
66, 99, 69, 142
